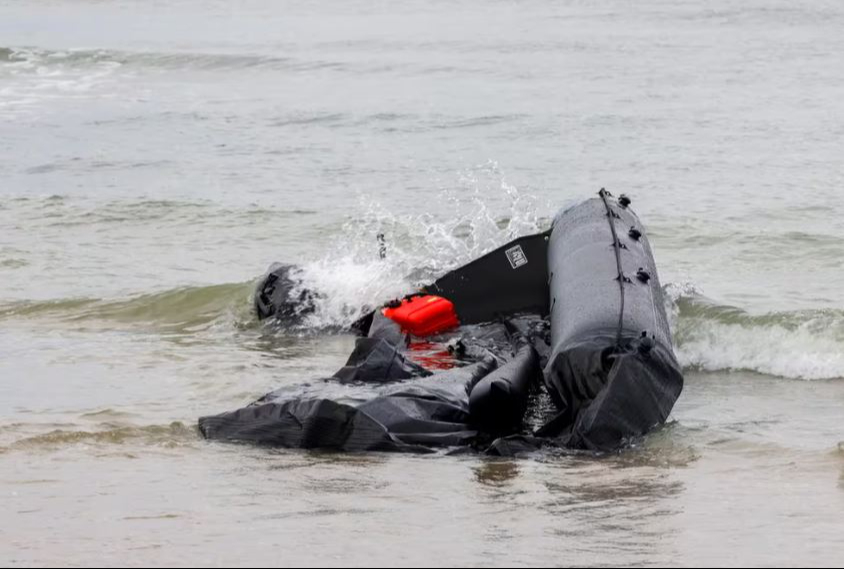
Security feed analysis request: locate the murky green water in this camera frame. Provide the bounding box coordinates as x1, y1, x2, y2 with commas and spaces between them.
2, 0, 843, 566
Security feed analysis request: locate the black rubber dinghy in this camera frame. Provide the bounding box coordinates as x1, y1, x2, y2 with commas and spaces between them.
199, 192, 684, 455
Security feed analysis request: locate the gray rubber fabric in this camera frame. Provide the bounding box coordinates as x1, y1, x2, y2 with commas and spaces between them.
541, 195, 684, 450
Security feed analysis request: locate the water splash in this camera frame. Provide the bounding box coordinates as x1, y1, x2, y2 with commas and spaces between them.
289, 172, 551, 329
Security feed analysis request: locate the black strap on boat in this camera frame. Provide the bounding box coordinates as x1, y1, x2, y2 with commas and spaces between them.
599, 188, 625, 348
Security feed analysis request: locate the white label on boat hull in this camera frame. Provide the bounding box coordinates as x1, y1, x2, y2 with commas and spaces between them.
505, 245, 528, 269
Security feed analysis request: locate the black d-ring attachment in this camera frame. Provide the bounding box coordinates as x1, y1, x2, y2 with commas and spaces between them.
638, 331, 654, 355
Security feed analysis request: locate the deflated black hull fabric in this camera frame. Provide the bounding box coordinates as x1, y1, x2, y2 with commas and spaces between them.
200, 194, 684, 455
539, 338, 683, 451
199, 316, 536, 452
198, 398, 428, 453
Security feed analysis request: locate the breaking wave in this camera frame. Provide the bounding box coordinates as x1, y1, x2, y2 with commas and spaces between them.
0, 283, 255, 333
0, 45, 342, 73
667, 283, 844, 381
3, 180, 843, 381
2, 422, 198, 453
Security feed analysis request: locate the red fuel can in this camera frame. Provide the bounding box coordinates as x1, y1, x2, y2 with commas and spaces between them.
382, 295, 460, 337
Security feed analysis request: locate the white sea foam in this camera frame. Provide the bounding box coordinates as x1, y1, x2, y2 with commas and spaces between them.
666, 283, 844, 381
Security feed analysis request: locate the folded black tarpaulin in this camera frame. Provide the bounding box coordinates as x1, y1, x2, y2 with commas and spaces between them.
199, 193, 684, 455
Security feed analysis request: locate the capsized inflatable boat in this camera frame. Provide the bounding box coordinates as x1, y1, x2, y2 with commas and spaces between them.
199, 191, 684, 454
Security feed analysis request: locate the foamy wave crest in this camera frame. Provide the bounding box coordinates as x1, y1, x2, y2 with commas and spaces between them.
667, 283, 844, 381
0, 46, 338, 73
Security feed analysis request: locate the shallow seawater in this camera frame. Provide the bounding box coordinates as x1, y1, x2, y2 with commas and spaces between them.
2, 0, 843, 566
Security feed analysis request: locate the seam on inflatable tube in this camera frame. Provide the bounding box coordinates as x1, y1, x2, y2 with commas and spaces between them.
599, 188, 625, 348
